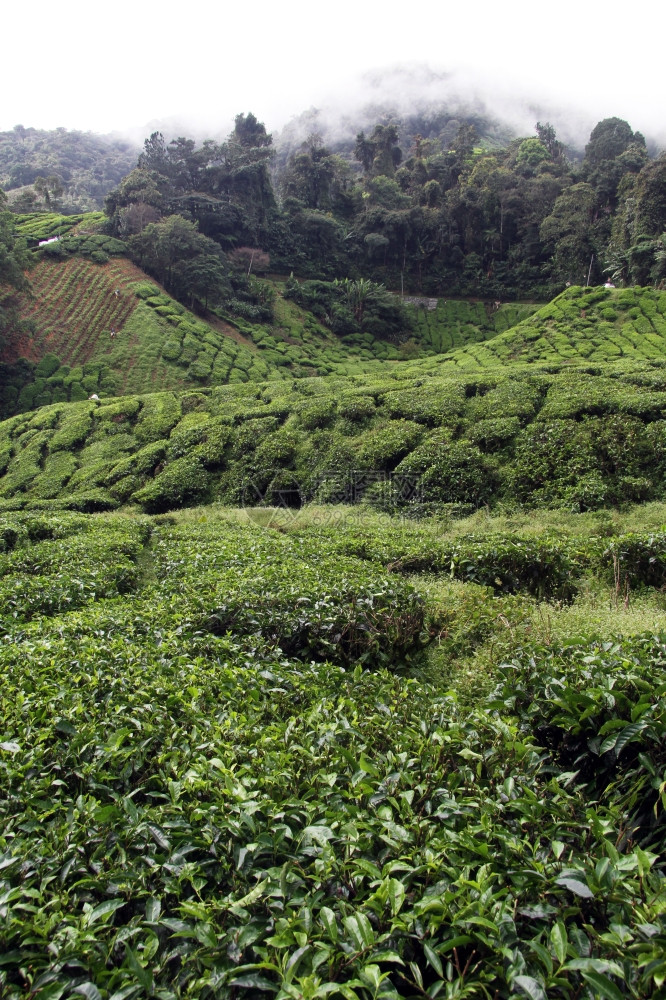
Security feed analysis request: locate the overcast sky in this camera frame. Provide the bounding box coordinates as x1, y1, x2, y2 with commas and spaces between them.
2, 0, 664, 148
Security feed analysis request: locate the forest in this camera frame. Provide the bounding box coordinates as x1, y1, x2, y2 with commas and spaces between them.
2, 108, 666, 315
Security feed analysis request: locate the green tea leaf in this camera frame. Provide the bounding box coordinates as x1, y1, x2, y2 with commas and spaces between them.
229, 975, 277, 992
423, 943, 443, 977
550, 921, 567, 965
556, 876, 594, 898
514, 975, 547, 1000
388, 877, 406, 917
319, 906, 338, 942
579, 970, 625, 1000
145, 897, 161, 923
55, 719, 76, 735
73, 985, 102, 1000
124, 945, 154, 993
85, 898, 125, 926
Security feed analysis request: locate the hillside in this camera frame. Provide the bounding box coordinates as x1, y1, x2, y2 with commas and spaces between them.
1, 261, 416, 418
3, 291, 666, 996
1, 255, 285, 417
0, 127, 138, 212
5, 256, 143, 362
1, 228, 546, 420
8, 231, 666, 425
441, 285, 666, 368
3, 350, 666, 514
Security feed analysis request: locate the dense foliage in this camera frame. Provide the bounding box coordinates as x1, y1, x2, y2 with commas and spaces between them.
283, 278, 413, 341
1, 107, 664, 312
0, 127, 137, 213
96, 113, 666, 307
1, 504, 666, 998
0, 190, 30, 350
4, 340, 666, 513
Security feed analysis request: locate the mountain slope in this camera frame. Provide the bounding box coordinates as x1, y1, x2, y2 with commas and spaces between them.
4, 256, 143, 363
2, 356, 666, 514
401, 285, 666, 372
2, 254, 423, 417
0, 257, 291, 415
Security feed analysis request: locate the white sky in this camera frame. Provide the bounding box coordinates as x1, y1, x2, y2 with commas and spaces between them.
2, 0, 664, 148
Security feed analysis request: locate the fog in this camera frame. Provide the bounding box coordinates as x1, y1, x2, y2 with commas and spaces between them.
270, 64, 607, 161
2, 0, 664, 152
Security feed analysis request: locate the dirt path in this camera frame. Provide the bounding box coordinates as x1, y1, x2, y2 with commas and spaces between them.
202, 313, 258, 351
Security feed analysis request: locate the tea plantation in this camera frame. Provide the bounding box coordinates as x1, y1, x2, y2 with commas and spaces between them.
1, 501, 666, 999
4, 355, 666, 514
2, 281, 666, 998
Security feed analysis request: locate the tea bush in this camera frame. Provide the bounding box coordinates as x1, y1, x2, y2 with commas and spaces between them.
8, 358, 666, 515
0, 512, 150, 623
1, 505, 666, 997
131, 456, 211, 512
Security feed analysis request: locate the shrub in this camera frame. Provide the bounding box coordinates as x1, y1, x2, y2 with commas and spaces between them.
161, 338, 182, 361
132, 456, 211, 512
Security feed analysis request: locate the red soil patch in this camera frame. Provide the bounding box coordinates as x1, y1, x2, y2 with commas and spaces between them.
203, 312, 258, 351
1, 257, 149, 365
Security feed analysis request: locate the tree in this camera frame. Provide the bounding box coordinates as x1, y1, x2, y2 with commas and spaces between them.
515, 139, 550, 174
173, 252, 228, 310
138, 131, 170, 175
583, 117, 647, 211
285, 208, 347, 276
167, 137, 199, 193
354, 124, 402, 178
201, 114, 276, 246
584, 117, 643, 168
447, 123, 478, 178
104, 167, 165, 235
628, 154, 666, 240
232, 112, 272, 149
33, 174, 64, 210
540, 182, 599, 284
280, 134, 349, 212
9, 189, 38, 212
536, 122, 566, 162
354, 131, 375, 174
334, 277, 376, 325
7, 164, 37, 189
0, 190, 29, 289
0, 189, 30, 347
128, 215, 229, 308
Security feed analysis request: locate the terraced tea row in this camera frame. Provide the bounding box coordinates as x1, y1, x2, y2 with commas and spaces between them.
7, 257, 141, 364
4, 360, 666, 514
437, 285, 666, 368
